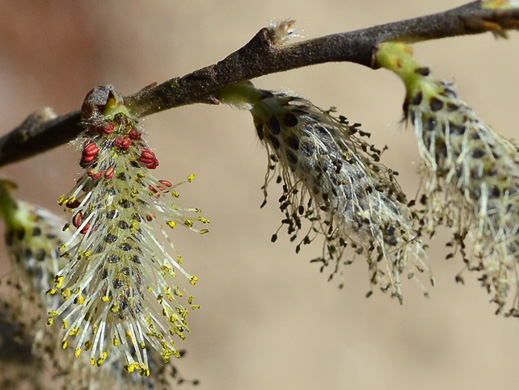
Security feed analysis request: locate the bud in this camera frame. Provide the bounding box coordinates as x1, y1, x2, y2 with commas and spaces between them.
377, 42, 519, 315
51, 86, 208, 375
218, 83, 431, 301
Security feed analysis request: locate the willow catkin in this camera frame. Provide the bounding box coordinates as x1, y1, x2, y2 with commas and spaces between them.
218, 83, 431, 301
49, 86, 208, 376
377, 42, 519, 315
0, 178, 197, 389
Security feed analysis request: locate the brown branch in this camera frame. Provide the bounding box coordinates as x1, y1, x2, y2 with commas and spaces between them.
1, 0, 518, 167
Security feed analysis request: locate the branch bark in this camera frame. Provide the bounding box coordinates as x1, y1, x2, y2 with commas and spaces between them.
1, 0, 517, 167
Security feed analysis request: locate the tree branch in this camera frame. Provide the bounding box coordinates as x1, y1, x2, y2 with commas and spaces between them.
1, 0, 517, 167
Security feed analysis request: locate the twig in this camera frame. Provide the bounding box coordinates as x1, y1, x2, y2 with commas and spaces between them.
0, 0, 517, 167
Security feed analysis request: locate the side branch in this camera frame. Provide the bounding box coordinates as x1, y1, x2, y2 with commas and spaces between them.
1, 0, 518, 167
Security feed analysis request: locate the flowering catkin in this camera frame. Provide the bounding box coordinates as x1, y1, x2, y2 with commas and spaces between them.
218, 82, 431, 301
0, 180, 68, 313
0, 180, 197, 389
48, 85, 208, 376
377, 42, 519, 316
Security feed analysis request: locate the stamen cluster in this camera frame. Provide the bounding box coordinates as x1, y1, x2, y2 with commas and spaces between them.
48, 86, 208, 375
378, 42, 519, 315
218, 83, 431, 300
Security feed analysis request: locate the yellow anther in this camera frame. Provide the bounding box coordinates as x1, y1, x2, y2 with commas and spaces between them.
187, 174, 195, 182
190, 276, 199, 285
167, 221, 177, 228
75, 348, 82, 357
62, 288, 72, 300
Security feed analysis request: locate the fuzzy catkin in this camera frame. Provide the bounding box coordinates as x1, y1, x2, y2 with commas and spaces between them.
218, 83, 431, 301
377, 42, 519, 315
49, 86, 208, 376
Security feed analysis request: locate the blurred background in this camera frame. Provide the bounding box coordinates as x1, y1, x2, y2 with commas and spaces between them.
1, 1, 519, 389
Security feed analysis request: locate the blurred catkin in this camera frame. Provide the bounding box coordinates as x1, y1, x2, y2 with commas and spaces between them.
218, 81, 431, 301
377, 42, 519, 316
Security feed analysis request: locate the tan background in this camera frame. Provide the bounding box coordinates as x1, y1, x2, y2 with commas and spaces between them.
1, 1, 519, 389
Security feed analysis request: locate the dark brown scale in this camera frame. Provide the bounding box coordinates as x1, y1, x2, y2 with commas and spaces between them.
106, 210, 117, 219
282, 113, 298, 127
489, 186, 501, 198
286, 134, 300, 151
442, 87, 457, 98
411, 92, 423, 106
471, 149, 485, 159
447, 102, 459, 112
121, 267, 130, 276
430, 97, 444, 112
118, 220, 129, 230
119, 243, 132, 251
425, 117, 437, 131
32, 227, 42, 237
6, 231, 14, 247
449, 122, 465, 135
104, 234, 118, 243
129, 254, 141, 264
286, 150, 298, 165
118, 199, 131, 209
415, 67, 430, 76
259, 90, 274, 99
113, 278, 124, 289
107, 254, 120, 263
100, 268, 108, 279
35, 249, 46, 261
118, 295, 129, 311
17, 229, 26, 240
117, 172, 127, 181
269, 116, 281, 135
255, 123, 265, 140
268, 134, 280, 149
